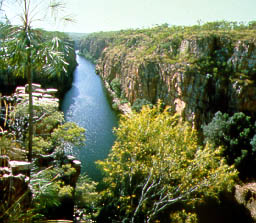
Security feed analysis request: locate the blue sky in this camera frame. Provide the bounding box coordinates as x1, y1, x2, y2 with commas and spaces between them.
2, 0, 256, 33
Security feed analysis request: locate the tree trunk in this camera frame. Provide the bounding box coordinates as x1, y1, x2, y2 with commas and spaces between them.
27, 53, 33, 162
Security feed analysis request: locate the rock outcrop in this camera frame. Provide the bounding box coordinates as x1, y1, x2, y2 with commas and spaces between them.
235, 183, 256, 221
15, 83, 59, 107
0, 85, 82, 222
0, 155, 31, 223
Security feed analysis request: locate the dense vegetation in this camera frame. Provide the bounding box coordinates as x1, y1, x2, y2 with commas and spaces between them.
80, 20, 256, 63
203, 112, 256, 179
0, 97, 86, 221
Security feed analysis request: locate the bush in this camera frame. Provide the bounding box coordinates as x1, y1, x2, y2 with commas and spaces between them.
112, 102, 119, 110
202, 111, 256, 178
110, 78, 122, 98
74, 175, 99, 220
131, 98, 153, 112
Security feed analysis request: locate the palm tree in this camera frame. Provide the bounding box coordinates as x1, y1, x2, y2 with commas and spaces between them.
1, 0, 71, 162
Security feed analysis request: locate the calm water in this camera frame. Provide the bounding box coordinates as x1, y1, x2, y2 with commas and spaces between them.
61, 54, 118, 181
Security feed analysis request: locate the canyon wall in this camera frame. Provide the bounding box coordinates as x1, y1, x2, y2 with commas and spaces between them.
80, 28, 256, 128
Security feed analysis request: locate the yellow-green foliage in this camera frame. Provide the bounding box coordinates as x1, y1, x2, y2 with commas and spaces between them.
170, 209, 198, 223
75, 175, 99, 208
58, 185, 73, 198
51, 122, 86, 147
98, 102, 238, 221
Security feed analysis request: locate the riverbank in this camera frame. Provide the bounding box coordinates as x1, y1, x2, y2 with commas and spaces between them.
103, 80, 132, 115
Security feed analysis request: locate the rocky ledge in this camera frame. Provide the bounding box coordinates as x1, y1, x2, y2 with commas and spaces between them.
0, 84, 82, 222
14, 83, 59, 107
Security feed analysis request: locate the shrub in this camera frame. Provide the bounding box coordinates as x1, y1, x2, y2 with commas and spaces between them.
110, 78, 122, 98
74, 175, 99, 220
202, 111, 256, 178
131, 98, 153, 112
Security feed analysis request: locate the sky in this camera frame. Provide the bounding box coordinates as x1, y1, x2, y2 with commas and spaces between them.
2, 0, 256, 33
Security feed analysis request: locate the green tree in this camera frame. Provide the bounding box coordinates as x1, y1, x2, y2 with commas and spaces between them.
9, 99, 85, 156
131, 98, 153, 112
1, 0, 71, 162
202, 111, 256, 178
110, 78, 122, 98
97, 102, 237, 222
74, 175, 99, 220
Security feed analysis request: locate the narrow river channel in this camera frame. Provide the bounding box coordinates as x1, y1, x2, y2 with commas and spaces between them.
61, 54, 118, 181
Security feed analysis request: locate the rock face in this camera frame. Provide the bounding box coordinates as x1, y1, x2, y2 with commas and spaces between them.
235, 183, 256, 221
80, 31, 256, 128
79, 35, 112, 63
0, 156, 31, 223
44, 155, 82, 221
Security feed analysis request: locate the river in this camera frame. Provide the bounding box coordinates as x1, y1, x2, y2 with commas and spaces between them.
61, 54, 118, 181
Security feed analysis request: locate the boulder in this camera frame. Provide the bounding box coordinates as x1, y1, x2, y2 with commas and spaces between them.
43, 93, 54, 98
32, 92, 43, 98
25, 83, 41, 93
235, 183, 256, 221
0, 167, 11, 176
46, 88, 58, 95
9, 161, 31, 176
35, 154, 55, 167
15, 86, 25, 94
34, 88, 46, 94
8, 147, 27, 161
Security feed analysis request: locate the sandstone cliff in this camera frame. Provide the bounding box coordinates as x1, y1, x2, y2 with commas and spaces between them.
80, 25, 256, 128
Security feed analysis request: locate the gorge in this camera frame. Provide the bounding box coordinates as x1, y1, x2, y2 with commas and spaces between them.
77, 23, 256, 222
1, 21, 256, 222
79, 25, 256, 130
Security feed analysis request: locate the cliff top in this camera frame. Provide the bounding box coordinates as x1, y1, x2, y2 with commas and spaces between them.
81, 20, 256, 47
